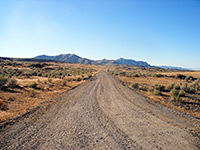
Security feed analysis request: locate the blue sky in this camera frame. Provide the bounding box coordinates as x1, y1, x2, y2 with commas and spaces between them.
0, 0, 200, 68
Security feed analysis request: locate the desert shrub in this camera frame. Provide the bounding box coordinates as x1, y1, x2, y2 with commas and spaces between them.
148, 86, 154, 92
153, 84, 165, 91
189, 87, 196, 94
181, 83, 196, 93
60, 75, 65, 79
48, 78, 52, 83
140, 85, 148, 91
176, 74, 186, 79
131, 82, 139, 89
152, 89, 161, 95
22, 71, 32, 78
119, 72, 125, 76
0, 99, 6, 110
29, 82, 37, 89
170, 89, 179, 101
55, 80, 60, 86
62, 80, 67, 86
185, 76, 194, 82
132, 74, 139, 77
166, 82, 175, 91
175, 95, 182, 103
179, 89, 185, 97
181, 83, 189, 91
196, 80, 200, 91
7, 78, 17, 88
154, 74, 164, 78
37, 72, 42, 76
76, 77, 81, 81
190, 80, 200, 90
185, 76, 190, 82
30, 89, 35, 97
44, 80, 48, 84
81, 74, 84, 77
174, 84, 180, 90
0, 76, 9, 89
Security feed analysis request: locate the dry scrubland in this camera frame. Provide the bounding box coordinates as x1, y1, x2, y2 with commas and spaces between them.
109, 66, 200, 118
0, 60, 98, 122
1, 58, 200, 126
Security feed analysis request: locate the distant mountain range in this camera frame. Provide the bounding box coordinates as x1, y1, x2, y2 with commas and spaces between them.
157, 65, 189, 70
32, 54, 193, 70
0, 54, 191, 70
34, 54, 151, 67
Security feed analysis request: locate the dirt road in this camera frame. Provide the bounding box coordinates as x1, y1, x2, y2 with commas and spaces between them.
0, 71, 200, 149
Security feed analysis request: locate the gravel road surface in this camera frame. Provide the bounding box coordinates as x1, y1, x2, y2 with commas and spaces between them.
0, 70, 199, 149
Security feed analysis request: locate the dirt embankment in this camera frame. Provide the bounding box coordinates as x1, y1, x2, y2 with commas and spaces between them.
0, 71, 200, 149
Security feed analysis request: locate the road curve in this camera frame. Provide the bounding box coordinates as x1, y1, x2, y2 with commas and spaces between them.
0, 70, 200, 150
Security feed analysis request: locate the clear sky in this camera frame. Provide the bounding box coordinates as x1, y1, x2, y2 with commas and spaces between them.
0, 0, 200, 68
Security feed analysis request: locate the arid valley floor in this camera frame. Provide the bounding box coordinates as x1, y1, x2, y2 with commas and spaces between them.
0, 59, 200, 149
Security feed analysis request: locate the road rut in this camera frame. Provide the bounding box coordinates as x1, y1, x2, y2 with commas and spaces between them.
0, 70, 200, 149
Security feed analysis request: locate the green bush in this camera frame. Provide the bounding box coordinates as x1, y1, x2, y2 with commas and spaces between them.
140, 85, 148, 91
170, 88, 179, 101
176, 74, 186, 79
29, 82, 37, 89
148, 86, 154, 92
0, 76, 9, 88
131, 82, 139, 89
48, 78, 52, 83
175, 95, 182, 103
154, 74, 164, 78
44, 80, 47, 84
166, 82, 175, 91
179, 89, 185, 97
54, 80, 60, 86
189, 87, 196, 94
174, 84, 180, 90
181, 83, 188, 91
132, 74, 139, 77
190, 80, 200, 90
30, 89, 35, 97
0, 99, 6, 110
185, 76, 194, 82
153, 84, 165, 91
152, 89, 161, 96
7, 78, 17, 88
62, 80, 67, 86
76, 77, 81, 81
181, 83, 196, 93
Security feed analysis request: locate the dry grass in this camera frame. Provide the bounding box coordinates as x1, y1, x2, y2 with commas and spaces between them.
0, 77, 89, 122
0, 60, 99, 122
160, 71, 200, 78
110, 67, 200, 118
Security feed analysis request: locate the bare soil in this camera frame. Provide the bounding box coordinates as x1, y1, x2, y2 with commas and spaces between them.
0, 71, 199, 149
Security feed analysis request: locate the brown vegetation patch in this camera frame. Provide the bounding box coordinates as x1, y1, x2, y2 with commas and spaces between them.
109, 67, 200, 118
0, 60, 99, 122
